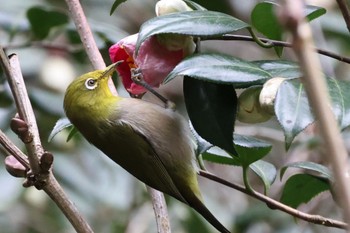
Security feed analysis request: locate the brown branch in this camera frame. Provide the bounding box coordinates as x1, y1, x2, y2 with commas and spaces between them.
202, 34, 350, 64
199, 170, 347, 229
336, 0, 350, 33
146, 186, 171, 233
64, 0, 105, 70
64, 0, 118, 96
0, 130, 29, 169
280, 0, 350, 228
0, 47, 94, 233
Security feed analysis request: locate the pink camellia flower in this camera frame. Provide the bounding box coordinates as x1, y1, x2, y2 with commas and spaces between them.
109, 33, 194, 96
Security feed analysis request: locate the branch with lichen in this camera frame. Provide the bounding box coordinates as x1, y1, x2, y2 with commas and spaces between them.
0, 48, 94, 233
279, 0, 350, 228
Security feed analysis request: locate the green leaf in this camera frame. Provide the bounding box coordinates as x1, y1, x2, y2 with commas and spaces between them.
165, 53, 272, 87
48, 118, 72, 142
202, 146, 240, 165
183, 0, 207, 11
275, 79, 314, 148
67, 126, 79, 142
328, 78, 350, 130
136, 10, 249, 54
202, 151, 239, 166
305, 5, 327, 22
234, 134, 272, 167
250, 160, 277, 194
280, 174, 330, 208
27, 6, 69, 39
280, 161, 332, 181
110, 0, 128, 16
275, 78, 350, 148
184, 77, 238, 155
251, 2, 283, 56
253, 60, 302, 79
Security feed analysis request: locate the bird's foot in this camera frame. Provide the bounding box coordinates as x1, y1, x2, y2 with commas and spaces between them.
130, 68, 176, 110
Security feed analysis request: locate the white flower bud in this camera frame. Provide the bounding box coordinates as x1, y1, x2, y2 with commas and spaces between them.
259, 77, 285, 115
237, 86, 272, 124
155, 0, 192, 16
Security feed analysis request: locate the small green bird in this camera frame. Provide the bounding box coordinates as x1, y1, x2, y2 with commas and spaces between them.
63, 63, 230, 233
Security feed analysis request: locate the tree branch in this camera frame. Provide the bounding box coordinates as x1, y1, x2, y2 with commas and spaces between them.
0, 48, 94, 233
280, 0, 350, 229
202, 34, 350, 64
146, 186, 171, 233
199, 170, 347, 229
336, 0, 350, 33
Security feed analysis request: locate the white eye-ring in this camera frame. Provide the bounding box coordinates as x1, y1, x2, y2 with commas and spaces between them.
85, 78, 97, 90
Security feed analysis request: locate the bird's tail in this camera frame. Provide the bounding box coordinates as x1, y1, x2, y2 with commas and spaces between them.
185, 191, 231, 233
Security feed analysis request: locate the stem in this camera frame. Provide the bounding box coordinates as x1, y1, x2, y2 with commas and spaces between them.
202, 34, 350, 64
0, 48, 94, 233
43, 174, 94, 233
247, 28, 274, 48
0, 129, 29, 169
336, 0, 350, 33
64, 0, 118, 96
199, 170, 347, 229
64, 0, 104, 70
280, 0, 350, 229
146, 186, 171, 233
0, 50, 42, 174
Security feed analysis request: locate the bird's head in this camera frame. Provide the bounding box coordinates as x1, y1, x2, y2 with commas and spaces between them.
64, 62, 122, 123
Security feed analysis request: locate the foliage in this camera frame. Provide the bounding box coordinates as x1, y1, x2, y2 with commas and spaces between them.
0, 0, 349, 232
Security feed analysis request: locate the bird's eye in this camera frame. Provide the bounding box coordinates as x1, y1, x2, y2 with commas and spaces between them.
85, 78, 97, 90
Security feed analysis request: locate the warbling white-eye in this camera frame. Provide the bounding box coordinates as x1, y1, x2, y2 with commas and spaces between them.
63, 63, 230, 233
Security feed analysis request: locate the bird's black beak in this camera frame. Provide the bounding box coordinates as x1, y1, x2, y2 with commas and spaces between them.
101, 60, 123, 79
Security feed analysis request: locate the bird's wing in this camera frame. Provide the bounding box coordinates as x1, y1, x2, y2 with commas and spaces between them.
116, 120, 188, 204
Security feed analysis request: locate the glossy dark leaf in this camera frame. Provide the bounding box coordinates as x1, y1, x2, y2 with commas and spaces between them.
250, 160, 277, 194
183, 0, 207, 10
136, 10, 249, 54
184, 78, 237, 155
251, 1, 283, 56
253, 60, 302, 79
165, 53, 271, 87
110, 0, 127, 15
280, 161, 332, 181
48, 118, 72, 142
275, 78, 350, 148
305, 5, 327, 22
234, 134, 272, 167
27, 7, 68, 39
202, 151, 239, 166
275, 79, 314, 148
280, 174, 330, 208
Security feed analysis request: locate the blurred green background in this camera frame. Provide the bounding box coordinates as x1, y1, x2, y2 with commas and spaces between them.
0, 0, 349, 232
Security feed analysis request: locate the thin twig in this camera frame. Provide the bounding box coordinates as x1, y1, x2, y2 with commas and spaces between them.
0, 48, 94, 233
280, 0, 350, 229
8, 55, 43, 173
199, 170, 347, 229
0, 129, 29, 169
64, 0, 118, 95
203, 34, 350, 64
146, 186, 171, 233
336, 0, 350, 33
64, 0, 104, 70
